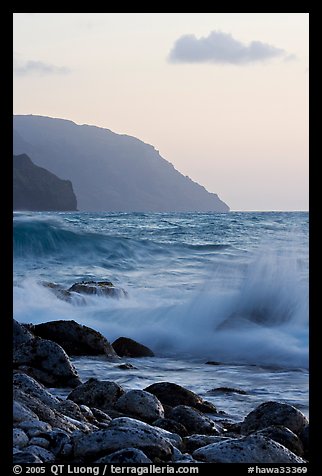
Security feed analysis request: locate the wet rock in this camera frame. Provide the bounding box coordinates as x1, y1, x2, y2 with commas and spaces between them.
13, 337, 81, 388
73, 418, 175, 461
68, 281, 127, 299
95, 448, 152, 463
29, 437, 50, 449
68, 378, 124, 411
114, 389, 164, 423
14, 451, 43, 463
91, 407, 112, 424
13, 372, 60, 409
31, 320, 118, 358
169, 405, 221, 435
13, 400, 39, 423
153, 418, 188, 437
145, 382, 217, 414
241, 401, 309, 436
18, 420, 52, 437
27, 445, 55, 463
14, 388, 78, 433
117, 363, 136, 370
208, 387, 247, 395
255, 426, 304, 457
57, 400, 89, 422
13, 319, 34, 350
205, 361, 222, 366
42, 282, 73, 302
109, 417, 183, 449
47, 430, 71, 456
112, 337, 154, 357
13, 428, 29, 448
184, 434, 233, 453
172, 447, 198, 463
193, 433, 305, 463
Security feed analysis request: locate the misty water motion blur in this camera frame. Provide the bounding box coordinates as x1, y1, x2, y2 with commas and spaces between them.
13, 211, 308, 417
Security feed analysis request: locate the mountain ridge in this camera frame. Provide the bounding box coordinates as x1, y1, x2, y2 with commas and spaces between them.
13, 114, 229, 212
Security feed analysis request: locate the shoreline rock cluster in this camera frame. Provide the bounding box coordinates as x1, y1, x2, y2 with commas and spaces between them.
13, 318, 309, 464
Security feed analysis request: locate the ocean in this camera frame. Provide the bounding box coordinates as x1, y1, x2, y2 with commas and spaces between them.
13, 211, 309, 420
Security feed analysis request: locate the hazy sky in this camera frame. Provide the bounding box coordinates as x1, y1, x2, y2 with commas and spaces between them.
13, 13, 309, 211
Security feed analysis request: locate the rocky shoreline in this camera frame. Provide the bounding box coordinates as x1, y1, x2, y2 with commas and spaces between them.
13, 317, 309, 464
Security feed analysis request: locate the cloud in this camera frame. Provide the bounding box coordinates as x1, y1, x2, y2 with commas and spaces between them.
168, 30, 287, 65
13, 59, 71, 76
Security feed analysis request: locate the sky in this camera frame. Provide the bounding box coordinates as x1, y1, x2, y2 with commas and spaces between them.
13, 13, 309, 211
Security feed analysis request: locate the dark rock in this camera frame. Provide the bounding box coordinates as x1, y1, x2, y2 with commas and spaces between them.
68, 281, 127, 299
144, 382, 217, 413
117, 363, 136, 370
31, 320, 118, 358
73, 419, 175, 461
153, 418, 188, 437
109, 417, 182, 449
13, 319, 34, 351
18, 420, 52, 437
114, 389, 164, 423
255, 426, 304, 457
13, 372, 60, 409
56, 400, 90, 423
184, 434, 232, 453
14, 388, 78, 433
208, 387, 247, 395
112, 337, 154, 357
205, 361, 222, 366
13, 400, 39, 423
95, 448, 152, 463
13, 428, 29, 448
27, 445, 55, 463
29, 437, 50, 449
41, 282, 74, 302
13, 451, 43, 463
47, 430, 71, 456
241, 401, 309, 436
13, 336, 81, 388
169, 405, 221, 435
67, 378, 124, 411
193, 433, 305, 463
91, 408, 112, 424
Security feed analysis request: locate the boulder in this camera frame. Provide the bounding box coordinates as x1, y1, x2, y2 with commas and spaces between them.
29, 437, 50, 449
13, 372, 60, 409
114, 390, 164, 423
13, 400, 39, 423
14, 388, 79, 433
18, 420, 52, 437
144, 382, 217, 413
208, 387, 247, 395
112, 337, 154, 357
73, 419, 175, 461
95, 448, 152, 463
68, 378, 124, 411
14, 451, 43, 463
241, 401, 309, 436
255, 426, 304, 457
169, 405, 221, 435
68, 281, 127, 299
108, 417, 183, 449
13, 428, 29, 448
193, 433, 305, 463
27, 445, 55, 463
153, 418, 188, 437
31, 320, 118, 358
13, 336, 81, 388
13, 319, 34, 351
184, 434, 233, 453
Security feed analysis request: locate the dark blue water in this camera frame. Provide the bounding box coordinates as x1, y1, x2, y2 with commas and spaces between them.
13, 211, 309, 418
